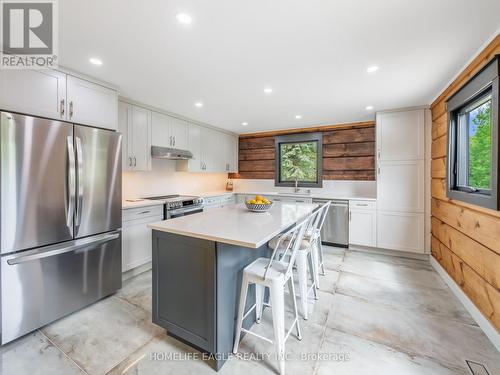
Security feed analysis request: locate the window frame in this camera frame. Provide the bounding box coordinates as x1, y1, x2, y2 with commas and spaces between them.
274, 132, 323, 188
446, 55, 499, 210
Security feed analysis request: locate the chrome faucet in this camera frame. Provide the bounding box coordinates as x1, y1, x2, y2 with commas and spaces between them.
294, 177, 300, 193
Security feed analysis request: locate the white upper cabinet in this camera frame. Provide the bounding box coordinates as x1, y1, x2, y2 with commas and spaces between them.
151, 111, 170, 148
151, 112, 188, 150
187, 123, 203, 172
66, 75, 118, 130
118, 102, 131, 171
131, 105, 151, 171
169, 116, 188, 150
224, 133, 239, 173
118, 101, 151, 171
377, 109, 424, 161
0, 69, 66, 120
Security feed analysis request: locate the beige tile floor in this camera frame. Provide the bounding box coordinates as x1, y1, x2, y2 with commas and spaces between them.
1, 247, 499, 375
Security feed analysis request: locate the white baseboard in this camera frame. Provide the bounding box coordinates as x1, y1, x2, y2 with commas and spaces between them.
429, 256, 500, 352
348, 245, 429, 261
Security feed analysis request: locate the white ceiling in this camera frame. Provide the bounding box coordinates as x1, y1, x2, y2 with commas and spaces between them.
59, 0, 500, 133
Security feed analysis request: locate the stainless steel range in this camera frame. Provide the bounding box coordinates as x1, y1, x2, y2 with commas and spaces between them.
145, 195, 204, 219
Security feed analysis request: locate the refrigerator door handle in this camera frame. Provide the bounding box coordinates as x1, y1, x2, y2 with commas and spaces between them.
6, 231, 121, 265
66, 136, 76, 230
75, 137, 84, 227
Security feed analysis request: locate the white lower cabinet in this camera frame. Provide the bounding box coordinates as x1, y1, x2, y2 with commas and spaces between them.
377, 211, 425, 253
122, 206, 163, 272
348, 200, 377, 247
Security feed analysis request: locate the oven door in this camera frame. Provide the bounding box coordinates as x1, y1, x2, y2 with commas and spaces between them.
167, 206, 204, 219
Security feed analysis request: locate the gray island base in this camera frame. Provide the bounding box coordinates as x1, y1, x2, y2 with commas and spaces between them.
148, 203, 318, 371
152, 230, 269, 370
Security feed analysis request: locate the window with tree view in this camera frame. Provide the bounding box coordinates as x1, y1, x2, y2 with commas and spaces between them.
280, 142, 318, 182
456, 94, 492, 192
275, 133, 323, 187
446, 55, 499, 210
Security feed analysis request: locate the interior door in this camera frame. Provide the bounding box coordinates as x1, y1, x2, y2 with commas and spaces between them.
1, 112, 74, 254
74, 125, 122, 238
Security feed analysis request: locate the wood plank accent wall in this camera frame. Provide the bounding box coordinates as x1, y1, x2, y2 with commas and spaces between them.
431, 34, 500, 331
229, 121, 375, 181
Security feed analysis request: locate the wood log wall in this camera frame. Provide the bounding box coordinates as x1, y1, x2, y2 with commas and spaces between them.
431, 34, 500, 331
229, 121, 375, 181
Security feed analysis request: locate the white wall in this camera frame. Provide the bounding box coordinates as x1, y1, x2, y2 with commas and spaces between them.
122, 159, 228, 198
232, 179, 376, 198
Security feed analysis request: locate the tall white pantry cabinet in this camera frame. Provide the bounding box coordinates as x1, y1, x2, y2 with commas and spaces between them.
376, 109, 429, 254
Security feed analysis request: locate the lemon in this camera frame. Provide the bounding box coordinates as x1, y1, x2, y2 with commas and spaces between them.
249, 199, 257, 204
255, 195, 263, 201
255, 200, 263, 204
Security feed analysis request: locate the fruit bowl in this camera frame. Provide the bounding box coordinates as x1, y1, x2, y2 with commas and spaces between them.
245, 195, 273, 212
245, 201, 273, 212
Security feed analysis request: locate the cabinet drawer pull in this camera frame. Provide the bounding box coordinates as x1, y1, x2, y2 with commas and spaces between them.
356, 203, 368, 207
139, 210, 151, 214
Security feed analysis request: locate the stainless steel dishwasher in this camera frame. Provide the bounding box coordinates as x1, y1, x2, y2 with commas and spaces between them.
313, 199, 349, 247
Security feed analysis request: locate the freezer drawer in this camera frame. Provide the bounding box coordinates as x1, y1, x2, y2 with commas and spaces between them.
0, 231, 122, 344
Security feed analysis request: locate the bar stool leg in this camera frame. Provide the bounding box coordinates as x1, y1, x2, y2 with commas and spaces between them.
296, 250, 309, 320
255, 284, 264, 323
270, 283, 286, 375
288, 275, 302, 340
233, 276, 249, 354
308, 251, 318, 300
310, 242, 320, 291
318, 235, 326, 275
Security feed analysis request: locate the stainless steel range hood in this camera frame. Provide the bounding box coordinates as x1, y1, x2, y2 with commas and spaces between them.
151, 145, 193, 160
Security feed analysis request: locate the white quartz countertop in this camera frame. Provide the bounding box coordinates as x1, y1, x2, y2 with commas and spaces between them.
122, 199, 166, 209
148, 202, 318, 248
123, 190, 376, 209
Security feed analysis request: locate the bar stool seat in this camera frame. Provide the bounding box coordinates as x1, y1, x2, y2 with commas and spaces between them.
244, 258, 289, 285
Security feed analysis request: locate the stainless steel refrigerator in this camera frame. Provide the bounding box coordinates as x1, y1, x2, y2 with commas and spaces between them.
0, 111, 122, 344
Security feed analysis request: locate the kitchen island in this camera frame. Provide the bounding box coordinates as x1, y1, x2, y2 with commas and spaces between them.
148, 202, 317, 370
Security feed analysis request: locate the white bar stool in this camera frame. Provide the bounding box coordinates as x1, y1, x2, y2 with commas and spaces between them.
233, 214, 313, 375
308, 201, 331, 285
268, 207, 322, 320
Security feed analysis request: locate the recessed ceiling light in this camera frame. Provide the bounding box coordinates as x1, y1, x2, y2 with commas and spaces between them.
366, 65, 379, 73
295, 115, 302, 119
194, 102, 203, 108
264, 87, 273, 94
366, 105, 374, 110
176, 13, 192, 24
89, 57, 103, 66
242, 122, 248, 126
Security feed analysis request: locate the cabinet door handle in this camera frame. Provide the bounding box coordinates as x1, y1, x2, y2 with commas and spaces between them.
60, 99, 65, 117
169, 136, 172, 146
349, 211, 352, 221
173, 137, 175, 147
128, 157, 132, 166
69, 101, 74, 119
133, 156, 137, 167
